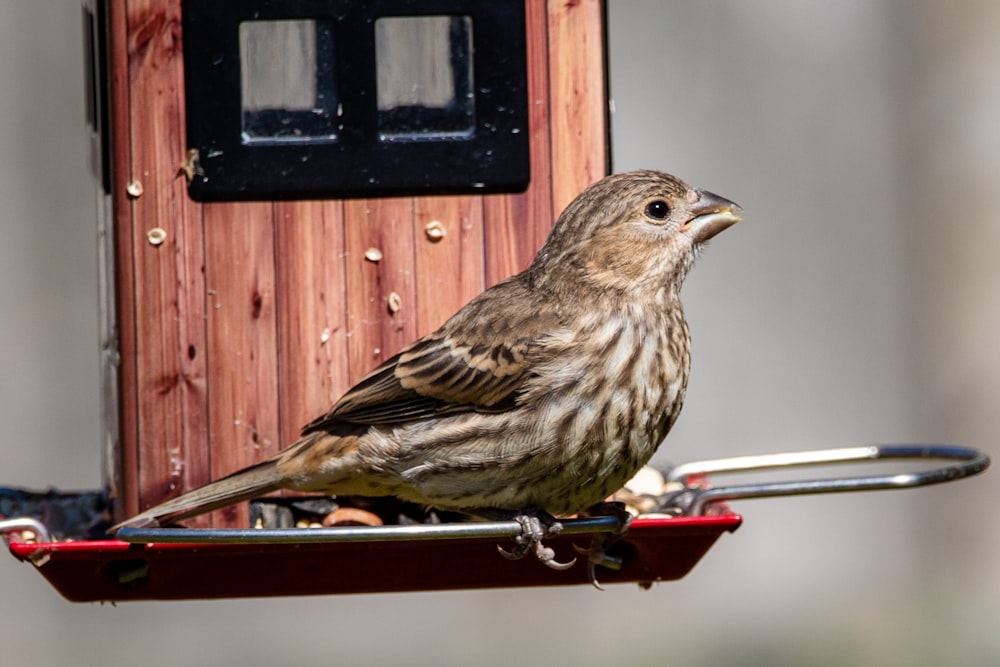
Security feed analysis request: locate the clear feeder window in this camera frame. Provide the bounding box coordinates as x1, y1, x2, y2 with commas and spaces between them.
239, 20, 338, 144
375, 16, 475, 141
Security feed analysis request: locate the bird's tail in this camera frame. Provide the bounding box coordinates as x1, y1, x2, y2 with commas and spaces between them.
111, 459, 284, 531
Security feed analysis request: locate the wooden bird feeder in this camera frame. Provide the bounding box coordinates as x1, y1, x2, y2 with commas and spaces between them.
106, 0, 610, 530
2, 0, 989, 602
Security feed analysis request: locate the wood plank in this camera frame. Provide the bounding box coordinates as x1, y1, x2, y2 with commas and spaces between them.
413, 196, 485, 334
343, 198, 417, 383
123, 0, 210, 524
203, 202, 280, 528
109, 0, 135, 522
483, 0, 555, 286
548, 0, 609, 212
274, 201, 350, 447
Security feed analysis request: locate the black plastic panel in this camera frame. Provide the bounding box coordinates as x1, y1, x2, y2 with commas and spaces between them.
182, 0, 530, 201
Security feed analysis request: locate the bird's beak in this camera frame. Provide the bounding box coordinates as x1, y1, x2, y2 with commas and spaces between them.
682, 189, 742, 243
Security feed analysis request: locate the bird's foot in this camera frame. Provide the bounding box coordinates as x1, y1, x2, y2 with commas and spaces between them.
495, 510, 576, 571
573, 501, 634, 589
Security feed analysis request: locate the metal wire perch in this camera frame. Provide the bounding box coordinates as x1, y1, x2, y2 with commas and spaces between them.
655, 444, 989, 516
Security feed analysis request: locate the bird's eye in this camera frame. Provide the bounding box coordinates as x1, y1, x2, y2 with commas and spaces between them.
644, 200, 671, 221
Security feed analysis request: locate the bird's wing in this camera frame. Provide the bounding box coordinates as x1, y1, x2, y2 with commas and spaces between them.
301, 288, 562, 433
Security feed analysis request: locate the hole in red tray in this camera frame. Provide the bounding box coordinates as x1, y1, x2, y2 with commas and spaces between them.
100, 558, 151, 588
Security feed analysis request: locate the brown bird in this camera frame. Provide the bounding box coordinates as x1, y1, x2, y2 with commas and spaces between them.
114, 170, 741, 569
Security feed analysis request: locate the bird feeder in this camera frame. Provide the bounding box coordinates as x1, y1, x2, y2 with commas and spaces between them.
1, 0, 989, 602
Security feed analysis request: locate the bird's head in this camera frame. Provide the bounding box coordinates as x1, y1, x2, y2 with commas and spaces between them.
530, 170, 741, 300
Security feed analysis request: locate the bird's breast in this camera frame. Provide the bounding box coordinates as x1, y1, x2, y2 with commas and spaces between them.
463, 313, 692, 513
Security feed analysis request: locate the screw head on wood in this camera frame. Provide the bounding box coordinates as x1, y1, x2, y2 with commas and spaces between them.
146, 227, 167, 246
387, 291, 402, 314
424, 220, 446, 242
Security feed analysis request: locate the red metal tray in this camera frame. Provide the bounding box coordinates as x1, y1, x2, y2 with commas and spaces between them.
8, 514, 741, 602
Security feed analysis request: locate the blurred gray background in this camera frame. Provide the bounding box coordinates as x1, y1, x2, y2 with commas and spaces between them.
2, 1, 997, 664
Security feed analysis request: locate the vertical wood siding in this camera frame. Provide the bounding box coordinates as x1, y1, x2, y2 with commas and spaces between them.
111, 0, 607, 526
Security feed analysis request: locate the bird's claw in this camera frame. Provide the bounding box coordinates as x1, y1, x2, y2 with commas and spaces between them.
572, 502, 634, 589
497, 513, 576, 570
572, 539, 626, 590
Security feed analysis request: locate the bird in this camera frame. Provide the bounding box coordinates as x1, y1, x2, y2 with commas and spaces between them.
113, 170, 741, 572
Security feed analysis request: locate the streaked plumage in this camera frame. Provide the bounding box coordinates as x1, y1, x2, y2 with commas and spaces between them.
115, 170, 740, 536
